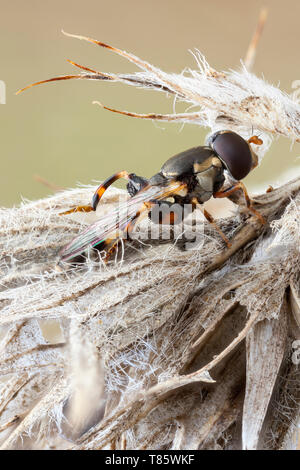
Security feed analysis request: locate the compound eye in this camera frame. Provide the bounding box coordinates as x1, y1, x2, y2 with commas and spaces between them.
211, 131, 252, 180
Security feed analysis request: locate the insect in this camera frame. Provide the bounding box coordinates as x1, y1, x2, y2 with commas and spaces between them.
58, 130, 264, 262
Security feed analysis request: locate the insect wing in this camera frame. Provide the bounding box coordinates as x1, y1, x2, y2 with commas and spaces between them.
60, 181, 184, 261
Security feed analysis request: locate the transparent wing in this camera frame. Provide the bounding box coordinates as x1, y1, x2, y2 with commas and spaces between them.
60, 181, 185, 261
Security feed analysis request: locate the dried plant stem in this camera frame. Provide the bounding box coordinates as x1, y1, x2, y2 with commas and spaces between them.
244, 7, 269, 71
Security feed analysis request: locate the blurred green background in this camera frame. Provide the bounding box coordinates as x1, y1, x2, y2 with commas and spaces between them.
0, 0, 299, 206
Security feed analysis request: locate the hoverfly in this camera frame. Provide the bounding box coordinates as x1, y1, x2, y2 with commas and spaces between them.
58, 130, 264, 262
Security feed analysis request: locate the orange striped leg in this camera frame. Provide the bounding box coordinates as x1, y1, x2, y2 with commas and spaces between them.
59, 205, 94, 215
103, 201, 155, 263
214, 182, 265, 224
59, 171, 131, 216
124, 202, 155, 234
92, 171, 131, 210
191, 197, 231, 247
102, 239, 120, 264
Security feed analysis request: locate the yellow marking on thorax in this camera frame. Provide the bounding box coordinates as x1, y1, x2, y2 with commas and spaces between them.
193, 155, 222, 173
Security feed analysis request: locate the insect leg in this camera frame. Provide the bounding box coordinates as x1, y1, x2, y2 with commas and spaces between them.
92, 170, 133, 210
191, 197, 231, 247
102, 239, 120, 264
60, 205, 95, 215
125, 201, 155, 234
59, 170, 136, 216
214, 182, 265, 224
103, 201, 155, 263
